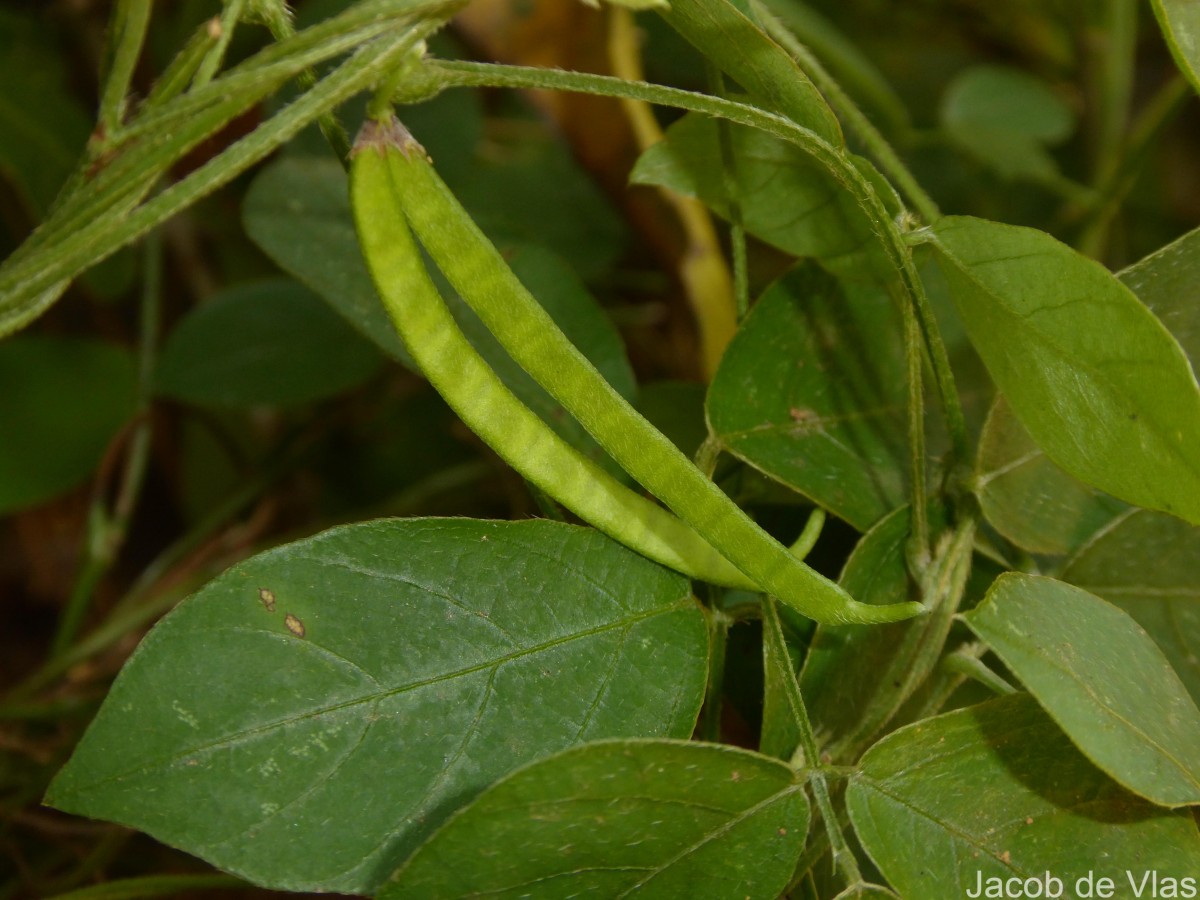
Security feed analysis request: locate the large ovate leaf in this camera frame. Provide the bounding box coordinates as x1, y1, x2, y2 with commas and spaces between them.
930, 215, 1200, 524
1150, 0, 1200, 93
46, 519, 708, 894
630, 115, 888, 282
940, 64, 1075, 182
962, 572, 1200, 807
659, 0, 842, 146
706, 264, 910, 530
975, 395, 1127, 556
155, 279, 384, 408
384, 740, 808, 899
1063, 509, 1200, 706
0, 336, 136, 513
848, 694, 1200, 897
242, 157, 636, 476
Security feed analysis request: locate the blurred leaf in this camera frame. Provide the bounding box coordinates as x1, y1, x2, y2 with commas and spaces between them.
0, 10, 91, 218
706, 264, 909, 530
848, 694, 1200, 898
384, 740, 808, 899
659, 0, 843, 146
975, 395, 1127, 556
1149, 0, 1200, 94
631, 114, 889, 282
156, 279, 384, 408
1062, 509, 1200, 706
940, 64, 1074, 181
46, 519, 708, 894
243, 156, 411, 363
0, 336, 135, 513
1119, 225, 1200, 367
242, 159, 636, 475
963, 572, 1200, 807
636, 380, 709, 458
930, 216, 1200, 524
453, 124, 626, 281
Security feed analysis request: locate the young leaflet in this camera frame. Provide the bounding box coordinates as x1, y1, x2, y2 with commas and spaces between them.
350, 115, 923, 626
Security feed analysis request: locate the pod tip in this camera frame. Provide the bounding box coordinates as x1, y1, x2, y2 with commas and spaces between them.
351, 116, 424, 159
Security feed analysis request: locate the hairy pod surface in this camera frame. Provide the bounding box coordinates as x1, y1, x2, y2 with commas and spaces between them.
352, 115, 923, 625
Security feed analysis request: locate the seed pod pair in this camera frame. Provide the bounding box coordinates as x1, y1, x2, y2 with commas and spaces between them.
349, 114, 922, 626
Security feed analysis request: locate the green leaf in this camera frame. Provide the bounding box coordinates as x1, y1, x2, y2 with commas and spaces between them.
798, 502, 947, 762
242, 157, 636, 475
706, 264, 910, 530
975, 395, 1127, 556
848, 693, 1200, 897
0, 336, 136, 513
243, 156, 411, 363
1150, 0, 1200, 94
384, 739, 808, 898
1062, 509, 1200, 706
930, 215, 1200, 524
155, 279, 384, 408
0, 10, 91, 217
962, 572, 1200, 807
630, 114, 888, 282
1119, 225, 1200, 367
659, 0, 842, 146
940, 64, 1074, 182
450, 124, 626, 282
46, 519, 708, 894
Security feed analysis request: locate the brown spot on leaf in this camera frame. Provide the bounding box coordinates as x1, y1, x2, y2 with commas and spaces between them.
284, 614, 306, 639
258, 588, 276, 612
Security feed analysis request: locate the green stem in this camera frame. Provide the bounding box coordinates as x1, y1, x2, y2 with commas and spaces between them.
97, 0, 154, 140
0, 12, 455, 337
1091, 0, 1138, 188
7, 441, 305, 702
191, 0, 248, 89
1076, 75, 1191, 258
143, 19, 220, 109
5, 9, 417, 298
753, 0, 940, 224
901, 279, 929, 564
51, 233, 162, 656
944, 644, 1016, 696
258, 0, 354, 163
764, 596, 862, 889
789, 507, 824, 559
757, 0, 910, 133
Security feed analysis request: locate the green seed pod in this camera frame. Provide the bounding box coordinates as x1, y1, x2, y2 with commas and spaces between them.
353, 115, 923, 625
352, 117, 771, 590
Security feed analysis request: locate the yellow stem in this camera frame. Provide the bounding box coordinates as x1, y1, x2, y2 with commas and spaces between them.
608, 7, 737, 379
